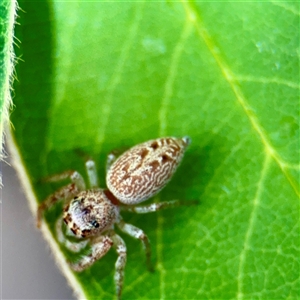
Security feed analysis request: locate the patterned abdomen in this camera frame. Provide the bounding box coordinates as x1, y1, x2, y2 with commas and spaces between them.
106, 137, 190, 204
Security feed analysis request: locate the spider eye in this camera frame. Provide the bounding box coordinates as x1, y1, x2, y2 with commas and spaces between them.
91, 220, 100, 228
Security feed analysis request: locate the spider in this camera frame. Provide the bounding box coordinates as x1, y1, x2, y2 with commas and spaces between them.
37, 136, 196, 299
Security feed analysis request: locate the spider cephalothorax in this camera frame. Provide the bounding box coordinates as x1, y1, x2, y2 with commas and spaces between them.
37, 136, 197, 300
63, 190, 119, 238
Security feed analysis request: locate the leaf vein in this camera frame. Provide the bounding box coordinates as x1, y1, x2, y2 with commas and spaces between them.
235, 74, 300, 89
236, 155, 271, 299
181, 1, 299, 197
269, 1, 300, 15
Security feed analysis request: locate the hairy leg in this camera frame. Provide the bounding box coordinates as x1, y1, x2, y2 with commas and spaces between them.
106, 152, 118, 173
37, 170, 87, 227
43, 170, 86, 191
110, 232, 127, 300
56, 219, 88, 252
85, 159, 98, 188
121, 200, 198, 214
69, 235, 113, 272
37, 183, 80, 228
117, 220, 153, 272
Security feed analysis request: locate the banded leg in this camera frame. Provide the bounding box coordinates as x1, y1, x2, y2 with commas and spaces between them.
85, 159, 99, 188
56, 219, 88, 252
37, 183, 79, 228
43, 170, 86, 191
121, 200, 198, 214
37, 170, 85, 227
110, 233, 127, 300
117, 220, 153, 272
69, 235, 113, 272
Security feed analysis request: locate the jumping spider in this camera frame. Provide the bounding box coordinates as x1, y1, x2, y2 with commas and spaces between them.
37, 136, 196, 299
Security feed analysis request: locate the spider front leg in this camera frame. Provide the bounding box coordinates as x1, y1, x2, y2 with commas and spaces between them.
56, 219, 88, 252
69, 231, 127, 300
37, 183, 78, 228
117, 220, 153, 272
37, 170, 85, 228
69, 234, 114, 271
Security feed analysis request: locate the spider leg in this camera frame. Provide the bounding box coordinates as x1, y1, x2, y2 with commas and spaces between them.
69, 234, 113, 272
56, 219, 88, 252
121, 200, 198, 214
110, 232, 127, 300
37, 170, 87, 228
85, 159, 99, 188
117, 220, 153, 272
37, 183, 80, 228
43, 170, 86, 191
106, 151, 118, 172
69, 231, 127, 300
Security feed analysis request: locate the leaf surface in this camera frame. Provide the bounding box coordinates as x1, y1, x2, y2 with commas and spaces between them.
10, 1, 299, 299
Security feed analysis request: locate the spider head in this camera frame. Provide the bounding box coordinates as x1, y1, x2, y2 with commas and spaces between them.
63, 189, 118, 238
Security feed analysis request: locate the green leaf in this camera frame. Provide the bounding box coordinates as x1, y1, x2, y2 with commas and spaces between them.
0, 0, 16, 148
10, 1, 299, 299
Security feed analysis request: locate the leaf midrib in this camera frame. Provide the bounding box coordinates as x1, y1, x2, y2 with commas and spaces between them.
182, 0, 299, 197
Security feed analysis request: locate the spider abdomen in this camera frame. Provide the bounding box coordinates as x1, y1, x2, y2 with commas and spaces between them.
106, 137, 190, 205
